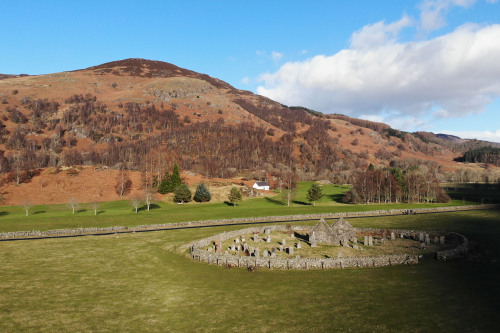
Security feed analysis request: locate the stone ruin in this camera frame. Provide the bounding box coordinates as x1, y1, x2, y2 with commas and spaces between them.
309, 217, 356, 246
186, 218, 469, 271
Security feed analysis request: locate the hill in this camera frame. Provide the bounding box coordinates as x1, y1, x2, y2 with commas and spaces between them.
0, 58, 498, 205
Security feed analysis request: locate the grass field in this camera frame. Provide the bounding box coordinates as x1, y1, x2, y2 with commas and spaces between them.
0, 182, 477, 233
1, 209, 499, 332
443, 182, 500, 204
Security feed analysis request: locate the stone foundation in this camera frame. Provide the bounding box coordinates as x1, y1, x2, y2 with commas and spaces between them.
186, 224, 470, 270
191, 251, 419, 270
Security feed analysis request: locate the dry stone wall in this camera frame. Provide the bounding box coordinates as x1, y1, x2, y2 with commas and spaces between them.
1, 204, 491, 240
187, 224, 470, 269
436, 232, 469, 261
192, 251, 418, 270
187, 225, 419, 270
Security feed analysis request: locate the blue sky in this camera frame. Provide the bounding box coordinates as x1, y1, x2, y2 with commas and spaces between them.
1, 0, 499, 142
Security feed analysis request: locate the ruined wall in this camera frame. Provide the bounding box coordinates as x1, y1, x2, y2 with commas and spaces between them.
187, 225, 469, 269
187, 225, 420, 270
190, 249, 418, 270
436, 232, 469, 261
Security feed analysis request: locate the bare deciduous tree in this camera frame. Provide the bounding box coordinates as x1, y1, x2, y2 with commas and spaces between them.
67, 198, 79, 214
144, 190, 155, 211
23, 199, 32, 216
91, 201, 100, 215
115, 164, 132, 197
130, 196, 142, 213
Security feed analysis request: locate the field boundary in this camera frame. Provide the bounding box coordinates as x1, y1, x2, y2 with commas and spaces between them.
0, 204, 498, 241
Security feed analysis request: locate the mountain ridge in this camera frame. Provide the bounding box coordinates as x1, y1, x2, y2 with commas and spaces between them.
0, 58, 498, 205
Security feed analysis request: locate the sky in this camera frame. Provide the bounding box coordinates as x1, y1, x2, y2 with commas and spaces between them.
1, 0, 500, 142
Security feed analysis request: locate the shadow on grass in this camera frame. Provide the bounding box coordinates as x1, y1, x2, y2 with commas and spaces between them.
264, 197, 285, 205
33, 210, 46, 215
0, 211, 9, 216
223, 201, 238, 207
326, 194, 344, 203
138, 203, 161, 212
292, 200, 311, 206
294, 232, 309, 243
96, 210, 105, 215
77, 209, 87, 213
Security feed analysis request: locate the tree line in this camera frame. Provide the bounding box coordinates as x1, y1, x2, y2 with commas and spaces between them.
458, 146, 500, 166
343, 165, 450, 204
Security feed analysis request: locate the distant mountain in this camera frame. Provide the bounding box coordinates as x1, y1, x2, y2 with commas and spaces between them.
0, 74, 29, 80
436, 133, 463, 141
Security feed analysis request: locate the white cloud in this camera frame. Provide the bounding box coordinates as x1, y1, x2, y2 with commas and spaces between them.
419, 0, 477, 32
439, 129, 500, 142
350, 15, 414, 50
256, 50, 284, 62
257, 21, 500, 126
271, 51, 283, 61
418, 0, 498, 32
241, 76, 249, 84
360, 113, 431, 132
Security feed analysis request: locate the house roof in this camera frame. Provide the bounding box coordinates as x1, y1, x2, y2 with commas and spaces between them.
254, 181, 269, 186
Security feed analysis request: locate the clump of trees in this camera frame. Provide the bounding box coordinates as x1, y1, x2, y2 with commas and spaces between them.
459, 146, 500, 166
343, 166, 450, 204
158, 163, 182, 194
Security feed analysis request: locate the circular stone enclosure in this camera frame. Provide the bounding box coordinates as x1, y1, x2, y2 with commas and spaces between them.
187, 221, 468, 270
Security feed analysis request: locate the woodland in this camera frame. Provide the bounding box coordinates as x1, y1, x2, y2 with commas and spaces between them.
0, 59, 499, 206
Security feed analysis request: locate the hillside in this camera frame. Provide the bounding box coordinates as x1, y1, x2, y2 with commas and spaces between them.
0, 58, 498, 205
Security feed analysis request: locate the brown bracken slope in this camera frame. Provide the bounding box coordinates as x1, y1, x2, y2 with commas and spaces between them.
0, 58, 496, 205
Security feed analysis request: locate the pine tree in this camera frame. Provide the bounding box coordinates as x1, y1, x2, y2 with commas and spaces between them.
157, 163, 182, 194
170, 163, 182, 191
158, 172, 171, 194
173, 184, 192, 203
306, 183, 323, 206
193, 183, 211, 202
228, 187, 242, 207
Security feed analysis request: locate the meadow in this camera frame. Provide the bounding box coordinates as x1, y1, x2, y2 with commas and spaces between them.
1, 209, 499, 332
0, 182, 476, 233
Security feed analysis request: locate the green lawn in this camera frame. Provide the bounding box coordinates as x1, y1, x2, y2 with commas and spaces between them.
0, 182, 477, 233
1, 209, 499, 332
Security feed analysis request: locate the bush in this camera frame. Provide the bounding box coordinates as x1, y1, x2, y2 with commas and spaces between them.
173, 184, 192, 203
436, 191, 451, 203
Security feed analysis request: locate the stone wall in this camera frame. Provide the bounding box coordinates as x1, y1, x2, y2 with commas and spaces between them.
2, 204, 493, 240
436, 232, 469, 261
186, 224, 470, 269
191, 250, 418, 270
187, 225, 421, 270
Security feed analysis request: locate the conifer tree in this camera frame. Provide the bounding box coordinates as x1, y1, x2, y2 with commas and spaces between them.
228, 187, 242, 207
193, 183, 211, 202
158, 171, 171, 194
158, 163, 182, 194
306, 183, 324, 206
173, 184, 192, 203
170, 163, 182, 190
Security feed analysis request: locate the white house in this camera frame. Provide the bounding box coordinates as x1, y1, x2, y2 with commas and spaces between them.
253, 181, 270, 191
